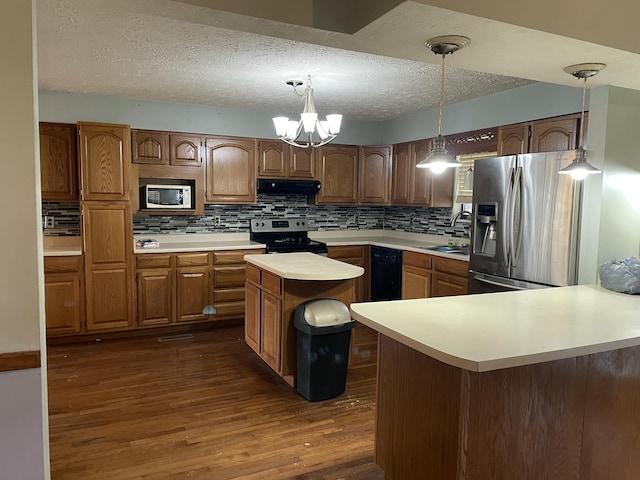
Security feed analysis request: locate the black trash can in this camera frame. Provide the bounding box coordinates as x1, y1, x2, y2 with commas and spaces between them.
294, 298, 355, 402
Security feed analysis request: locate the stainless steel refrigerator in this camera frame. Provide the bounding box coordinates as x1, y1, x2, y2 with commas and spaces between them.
468, 151, 582, 293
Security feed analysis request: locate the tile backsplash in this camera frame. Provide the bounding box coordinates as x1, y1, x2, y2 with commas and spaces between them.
43, 196, 470, 238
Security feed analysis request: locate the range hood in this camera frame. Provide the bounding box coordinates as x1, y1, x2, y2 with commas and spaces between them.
257, 178, 321, 195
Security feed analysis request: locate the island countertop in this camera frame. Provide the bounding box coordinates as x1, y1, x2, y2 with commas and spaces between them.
350, 285, 640, 372
244, 252, 364, 280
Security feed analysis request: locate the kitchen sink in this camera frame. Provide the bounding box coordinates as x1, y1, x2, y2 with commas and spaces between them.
421, 245, 470, 256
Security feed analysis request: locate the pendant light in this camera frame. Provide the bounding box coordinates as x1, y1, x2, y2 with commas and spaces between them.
417, 35, 470, 173
559, 63, 606, 180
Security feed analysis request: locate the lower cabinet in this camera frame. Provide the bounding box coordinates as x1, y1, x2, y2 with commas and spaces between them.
136, 249, 259, 328
402, 251, 468, 299
327, 245, 370, 302
44, 256, 84, 336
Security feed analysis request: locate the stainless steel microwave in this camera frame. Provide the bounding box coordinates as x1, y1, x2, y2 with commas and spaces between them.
142, 184, 192, 209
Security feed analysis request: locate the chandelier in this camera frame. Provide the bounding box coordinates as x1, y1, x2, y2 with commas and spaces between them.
558, 63, 605, 180
272, 75, 342, 149
417, 35, 470, 173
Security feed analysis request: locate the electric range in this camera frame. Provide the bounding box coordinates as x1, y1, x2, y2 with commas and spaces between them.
249, 217, 327, 255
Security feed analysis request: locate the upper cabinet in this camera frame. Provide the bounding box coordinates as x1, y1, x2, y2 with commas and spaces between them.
497, 114, 581, 156
170, 134, 203, 166
39, 123, 78, 201
257, 140, 316, 179
359, 146, 391, 205
316, 144, 359, 204
390, 139, 454, 207
78, 122, 131, 201
132, 130, 169, 165
204, 137, 257, 204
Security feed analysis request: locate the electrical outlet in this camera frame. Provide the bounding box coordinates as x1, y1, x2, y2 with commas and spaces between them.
44, 216, 55, 229
214, 216, 221, 226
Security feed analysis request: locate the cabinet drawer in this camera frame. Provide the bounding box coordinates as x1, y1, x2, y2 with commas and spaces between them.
262, 271, 282, 296
44, 256, 82, 273
213, 287, 245, 303
328, 246, 365, 259
433, 257, 468, 277
212, 251, 246, 265
176, 253, 210, 267
213, 301, 245, 317
213, 265, 246, 288
246, 263, 261, 285
403, 251, 432, 269
136, 254, 173, 269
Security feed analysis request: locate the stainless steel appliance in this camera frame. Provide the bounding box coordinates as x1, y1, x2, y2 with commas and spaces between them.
468, 151, 582, 293
249, 217, 327, 255
142, 184, 192, 209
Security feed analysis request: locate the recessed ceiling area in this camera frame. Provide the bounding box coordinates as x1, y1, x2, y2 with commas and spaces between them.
36, 0, 640, 122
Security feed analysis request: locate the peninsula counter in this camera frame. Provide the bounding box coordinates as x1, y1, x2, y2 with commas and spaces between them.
350, 285, 640, 480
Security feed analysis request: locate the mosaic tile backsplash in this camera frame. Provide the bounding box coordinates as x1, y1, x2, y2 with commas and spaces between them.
43, 195, 471, 238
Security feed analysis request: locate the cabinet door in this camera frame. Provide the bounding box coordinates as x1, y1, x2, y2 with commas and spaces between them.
411, 139, 432, 205
83, 202, 133, 331
176, 266, 211, 323
316, 145, 358, 204
137, 268, 173, 326
402, 265, 431, 299
170, 134, 202, 166
44, 272, 83, 336
78, 122, 131, 201
497, 124, 530, 156
258, 140, 287, 178
431, 272, 468, 297
530, 117, 578, 153
359, 146, 391, 204
289, 146, 315, 178
391, 142, 411, 204
132, 130, 169, 165
261, 291, 282, 372
327, 246, 370, 303
205, 137, 257, 203
430, 168, 455, 208
244, 281, 261, 354
39, 123, 78, 201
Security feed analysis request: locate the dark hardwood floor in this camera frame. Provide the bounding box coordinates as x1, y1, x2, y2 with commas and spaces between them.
47, 324, 383, 480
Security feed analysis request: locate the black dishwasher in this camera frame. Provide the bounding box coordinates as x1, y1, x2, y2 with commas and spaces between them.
370, 246, 403, 301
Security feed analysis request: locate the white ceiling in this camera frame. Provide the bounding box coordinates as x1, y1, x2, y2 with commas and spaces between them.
36, 0, 640, 122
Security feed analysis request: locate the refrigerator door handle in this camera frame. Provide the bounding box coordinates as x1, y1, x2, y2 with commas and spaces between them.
503, 166, 515, 269
472, 273, 550, 291
512, 166, 525, 267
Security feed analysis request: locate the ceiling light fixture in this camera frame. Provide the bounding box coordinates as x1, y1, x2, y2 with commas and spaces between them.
559, 63, 606, 180
272, 75, 342, 149
417, 35, 470, 173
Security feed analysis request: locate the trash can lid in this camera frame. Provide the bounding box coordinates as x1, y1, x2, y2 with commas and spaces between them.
302, 299, 352, 327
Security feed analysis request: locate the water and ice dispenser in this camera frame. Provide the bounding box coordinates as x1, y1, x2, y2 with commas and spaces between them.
473, 203, 497, 256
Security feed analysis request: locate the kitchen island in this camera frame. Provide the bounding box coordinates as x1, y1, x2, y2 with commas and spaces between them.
350, 285, 640, 480
244, 253, 364, 386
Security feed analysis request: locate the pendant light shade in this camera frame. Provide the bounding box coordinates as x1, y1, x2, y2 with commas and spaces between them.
417, 35, 469, 172
559, 63, 605, 179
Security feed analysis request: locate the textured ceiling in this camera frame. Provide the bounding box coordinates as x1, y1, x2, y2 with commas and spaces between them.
36, 0, 640, 122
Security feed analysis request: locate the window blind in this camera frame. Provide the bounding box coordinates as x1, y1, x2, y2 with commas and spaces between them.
454, 151, 497, 204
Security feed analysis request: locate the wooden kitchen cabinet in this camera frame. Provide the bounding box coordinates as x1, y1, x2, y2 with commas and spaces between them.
257, 140, 316, 179
170, 134, 203, 166
359, 146, 391, 205
497, 113, 581, 156
410, 139, 432, 205
244, 281, 261, 352
316, 144, 359, 204
327, 245, 370, 302
78, 122, 131, 201
44, 256, 84, 336
204, 136, 257, 203
176, 265, 211, 323
391, 142, 412, 204
401, 251, 468, 299
132, 130, 170, 165
83, 202, 133, 331
260, 290, 282, 372
39, 123, 78, 201
137, 267, 173, 326
211, 250, 249, 318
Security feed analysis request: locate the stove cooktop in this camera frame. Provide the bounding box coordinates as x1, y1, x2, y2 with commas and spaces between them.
249, 218, 327, 254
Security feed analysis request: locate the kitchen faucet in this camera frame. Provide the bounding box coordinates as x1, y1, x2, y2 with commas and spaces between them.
450, 210, 472, 227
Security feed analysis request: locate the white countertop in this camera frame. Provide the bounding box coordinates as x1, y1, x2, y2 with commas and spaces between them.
133, 233, 265, 254
244, 252, 364, 280
350, 285, 640, 372
43, 236, 82, 256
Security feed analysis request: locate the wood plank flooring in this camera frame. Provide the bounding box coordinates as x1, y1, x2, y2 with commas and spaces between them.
47, 324, 383, 479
